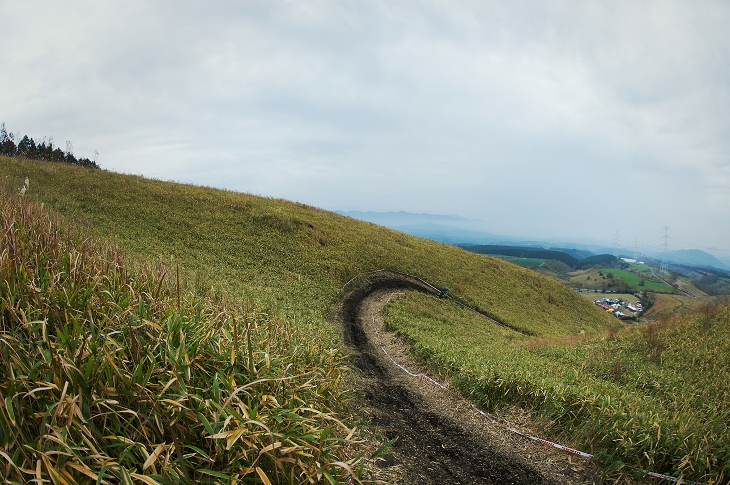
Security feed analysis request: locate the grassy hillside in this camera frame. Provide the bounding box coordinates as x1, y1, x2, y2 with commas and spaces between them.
384, 293, 729, 483
13, 156, 719, 482
643, 293, 714, 319
0, 157, 614, 339
0, 185, 354, 483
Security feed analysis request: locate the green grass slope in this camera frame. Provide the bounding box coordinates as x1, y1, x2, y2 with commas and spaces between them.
1, 157, 637, 483
0, 186, 354, 483
1, 157, 615, 339
384, 293, 730, 483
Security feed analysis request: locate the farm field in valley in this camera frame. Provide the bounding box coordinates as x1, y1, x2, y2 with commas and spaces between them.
567, 267, 677, 293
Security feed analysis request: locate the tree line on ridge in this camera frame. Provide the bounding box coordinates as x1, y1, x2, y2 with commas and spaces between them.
1, 122, 99, 169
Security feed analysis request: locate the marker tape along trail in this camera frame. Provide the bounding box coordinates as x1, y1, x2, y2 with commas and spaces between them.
381, 339, 707, 484
374, 311, 593, 458
343, 277, 558, 483
370, 286, 708, 485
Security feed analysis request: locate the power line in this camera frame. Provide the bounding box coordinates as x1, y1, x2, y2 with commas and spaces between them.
660, 226, 670, 273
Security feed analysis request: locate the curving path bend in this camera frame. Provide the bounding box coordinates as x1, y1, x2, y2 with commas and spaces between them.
339, 272, 598, 485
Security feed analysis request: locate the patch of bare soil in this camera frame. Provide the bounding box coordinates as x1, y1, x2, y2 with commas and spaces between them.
339, 272, 604, 484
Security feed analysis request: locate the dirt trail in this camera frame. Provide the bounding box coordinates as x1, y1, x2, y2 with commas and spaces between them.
340, 272, 600, 485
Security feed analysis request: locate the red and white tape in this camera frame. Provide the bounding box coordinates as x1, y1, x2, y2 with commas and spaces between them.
641, 470, 707, 485
506, 426, 594, 459
470, 404, 593, 457
380, 345, 449, 389
380, 345, 419, 377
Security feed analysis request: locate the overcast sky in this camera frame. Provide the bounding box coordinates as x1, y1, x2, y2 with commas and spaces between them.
2, 1, 729, 260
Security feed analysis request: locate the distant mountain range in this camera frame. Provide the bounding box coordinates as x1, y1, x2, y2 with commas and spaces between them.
657, 249, 730, 272
337, 210, 730, 273
335, 211, 480, 227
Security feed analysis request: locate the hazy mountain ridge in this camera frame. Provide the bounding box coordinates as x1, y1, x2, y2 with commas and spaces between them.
340, 211, 730, 273
335, 211, 482, 228
663, 249, 730, 272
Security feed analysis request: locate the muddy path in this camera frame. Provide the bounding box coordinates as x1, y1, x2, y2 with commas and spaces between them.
339, 272, 600, 485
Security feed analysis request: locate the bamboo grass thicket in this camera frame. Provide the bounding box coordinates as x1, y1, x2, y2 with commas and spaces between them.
383, 292, 730, 484
0, 188, 360, 484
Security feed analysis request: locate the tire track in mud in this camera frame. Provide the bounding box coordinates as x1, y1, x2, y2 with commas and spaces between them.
340, 272, 565, 485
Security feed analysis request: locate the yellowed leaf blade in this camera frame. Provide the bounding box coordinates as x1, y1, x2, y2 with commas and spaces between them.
255, 467, 273, 485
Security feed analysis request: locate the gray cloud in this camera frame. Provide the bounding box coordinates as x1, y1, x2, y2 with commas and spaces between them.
1, 0, 729, 257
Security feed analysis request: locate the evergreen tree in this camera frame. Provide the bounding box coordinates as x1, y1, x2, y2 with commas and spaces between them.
0, 122, 99, 169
